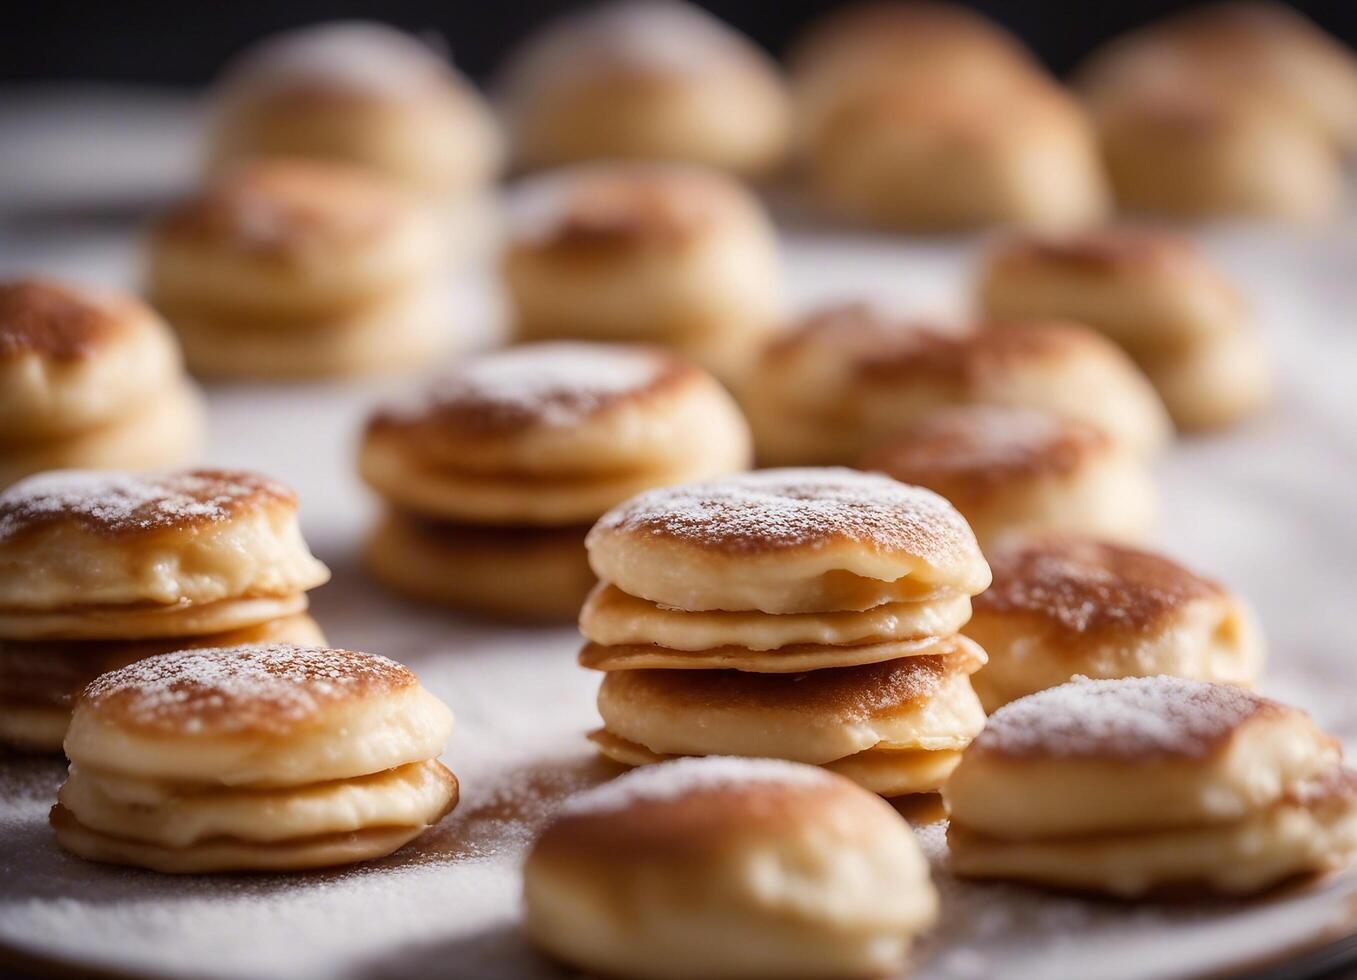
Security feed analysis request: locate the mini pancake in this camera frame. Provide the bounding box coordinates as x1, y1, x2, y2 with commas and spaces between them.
360, 343, 752, 524
962, 534, 1264, 711
53, 643, 457, 873
0, 469, 331, 613
499, 1, 791, 177
502, 163, 782, 381
591, 729, 964, 799
207, 21, 501, 201
146, 159, 448, 320
943, 677, 1339, 841
365, 512, 596, 622
581, 634, 959, 674
977, 228, 1272, 429
0, 595, 311, 642
803, 77, 1108, 232
978, 228, 1248, 356
579, 581, 973, 655
742, 305, 1171, 465
1092, 86, 1341, 221
168, 283, 451, 380
587, 468, 989, 614
947, 768, 1357, 898
62, 644, 453, 786
594, 637, 987, 768
1076, 1, 1357, 156
57, 758, 456, 849
523, 757, 937, 980
859, 406, 1156, 548
0, 381, 206, 491
0, 613, 325, 752
0, 278, 188, 441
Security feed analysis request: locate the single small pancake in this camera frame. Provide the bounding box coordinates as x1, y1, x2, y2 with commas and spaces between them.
1076, 2, 1357, 155
360, 343, 751, 523
0, 704, 68, 753
58, 758, 457, 848
743, 306, 1171, 466
167, 283, 451, 380
523, 756, 937, 980
948, 768, 1357, 898
0, 613, 326, 753
579, 581, 972, 654
596, 637, 987, 766
0, 278, 188, 441
146, 159, 448, 319
860, 406, 1156, 547
0, 469, 330, 612
587, 468, 990, 614
207, 21, 501, 201
592, 729, 965, 798
63, 644, 453, 786
364, 511, 595, 622
978, 228, 1248, 355
50, 803, 442, 874
962, 534, 1264, 710
500, 1, 791, 178
1140, 328, 1272, 431
1092, 86, 1341, 221
0, 381, 206, 491
0, 594, 311, 642
943, 677, 1340, 840
581, 634, 958, 674
502, 163, 782, 381
803, 77, 1108, 232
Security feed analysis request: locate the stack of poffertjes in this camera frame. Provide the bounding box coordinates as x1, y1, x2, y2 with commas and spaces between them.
0, 469, 329, 752
580, 467, 994, 797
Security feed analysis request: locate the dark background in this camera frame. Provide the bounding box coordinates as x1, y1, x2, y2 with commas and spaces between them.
1, 1, 1355, 87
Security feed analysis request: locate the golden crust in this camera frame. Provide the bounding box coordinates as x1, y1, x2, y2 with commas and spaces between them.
599, 638, 985, 721
985, 227, 1208, 281
0, 279, 139, 362
579, 634, 958, 674
0, 468, 295, 544
75, 644, 417, 739
974, 534, 1225, 639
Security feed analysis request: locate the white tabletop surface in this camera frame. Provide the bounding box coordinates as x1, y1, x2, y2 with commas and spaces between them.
2, 86, 1357, 980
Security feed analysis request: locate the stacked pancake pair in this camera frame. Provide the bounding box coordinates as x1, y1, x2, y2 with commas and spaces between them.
145, 159, 450, 379
581, 468, 994, 797
980, 228, 1271, 431
0, 469, 329, 751
0, 278, 203, 489
946, 676, 1357, 898
359, 342, 751, 621
52, 644, 458, 873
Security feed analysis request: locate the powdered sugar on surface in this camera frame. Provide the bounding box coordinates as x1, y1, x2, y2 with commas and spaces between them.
0, 469, 291, 539
591, 467, 978, 557
560, 756, 830, 817
80, 644, 412, 736
380, 342, 675, 431
976, 676, 1274, 760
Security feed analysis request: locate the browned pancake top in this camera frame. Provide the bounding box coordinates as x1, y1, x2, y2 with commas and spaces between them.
0, 279, 134, 362
78, 644, 415, 737
860, 406, 1111, 490
989, 228, 1198, 276
974, 534, 1224, 634
589, 467, 979, 561
0, 469, 296, 542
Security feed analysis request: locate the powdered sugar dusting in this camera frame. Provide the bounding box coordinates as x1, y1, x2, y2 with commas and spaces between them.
375, 342, 679, 432
591, 467, 979, 558
79, 644, 414, 736
976, 676, 1275, 760
0, 469, 294, 540
559, 756, 831, 817
976, 535, 1221, 633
